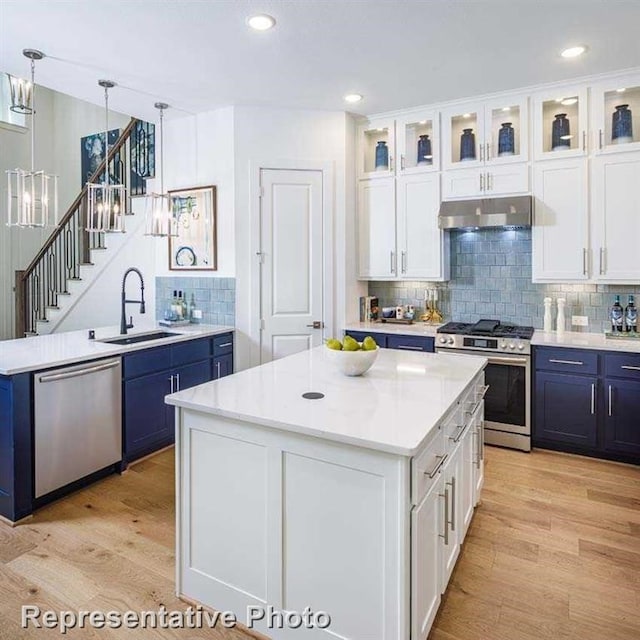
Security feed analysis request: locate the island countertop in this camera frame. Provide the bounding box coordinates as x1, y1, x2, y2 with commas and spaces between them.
0, 323, 234, 375
166, 346, 487, 457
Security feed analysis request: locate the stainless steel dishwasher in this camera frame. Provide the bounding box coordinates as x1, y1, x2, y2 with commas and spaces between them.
34, 357, 122, 498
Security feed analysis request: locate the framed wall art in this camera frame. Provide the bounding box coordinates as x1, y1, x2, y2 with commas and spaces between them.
168, 185, 217, 271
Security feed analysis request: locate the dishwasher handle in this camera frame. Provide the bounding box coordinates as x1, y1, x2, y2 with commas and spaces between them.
38, 359, 121, 383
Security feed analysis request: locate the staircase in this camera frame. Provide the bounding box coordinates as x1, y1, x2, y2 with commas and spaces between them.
14, 118, 147, 337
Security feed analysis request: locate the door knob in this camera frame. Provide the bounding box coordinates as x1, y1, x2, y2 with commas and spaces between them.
306, 321, 324, 329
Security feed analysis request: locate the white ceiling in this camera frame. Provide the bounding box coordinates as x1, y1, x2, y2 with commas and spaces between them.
1, 0, 640, 121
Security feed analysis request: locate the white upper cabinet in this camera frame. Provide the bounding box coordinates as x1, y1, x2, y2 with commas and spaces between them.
591, 73, 640, 155
396, 110, 440, 174
357, 117, 396, 179
441, 94, 529, 170
532, 85, 588, 160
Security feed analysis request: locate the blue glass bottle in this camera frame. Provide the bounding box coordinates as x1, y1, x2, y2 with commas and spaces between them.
612, 104, 633, 144
417, 134, 432, 165
625, 295, 637, 333
611, 295, 624, 332
460, 128, 476, 161
375, 140, 389, 171
552, 113, 571, 151
498, 122, 515, 156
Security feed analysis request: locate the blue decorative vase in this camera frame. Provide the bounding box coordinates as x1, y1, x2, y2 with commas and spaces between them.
460, 128, 476, 161
612, 104, 633, 144
375, 140, 389, 171
498, 122, 515, 156
552, 113, 571, 151
417, 134, 432, 165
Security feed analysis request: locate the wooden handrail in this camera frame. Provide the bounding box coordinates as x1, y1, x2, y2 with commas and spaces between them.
22, 117, 139, 279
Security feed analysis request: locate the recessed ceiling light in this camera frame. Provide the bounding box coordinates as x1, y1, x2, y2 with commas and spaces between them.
502, 107, 511, 112
247, 14, 276, 31
561, 97, 578, 106
617, 88, 626, 93
344, 93, 363, 104
462, 113, 471, 118
560, 45, 587, 58
555, 98, 564, 103
419, 120, 427, 124
376, 128, 384, 132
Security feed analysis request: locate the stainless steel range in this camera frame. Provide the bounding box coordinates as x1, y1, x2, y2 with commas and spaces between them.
436, 319, 533, 452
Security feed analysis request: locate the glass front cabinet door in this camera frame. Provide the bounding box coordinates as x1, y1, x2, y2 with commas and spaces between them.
591, 74, 640, 155
533, 85, 588, 160
357, 117, 396, 179
441, 95, 528, 170
396, 111, 440, 173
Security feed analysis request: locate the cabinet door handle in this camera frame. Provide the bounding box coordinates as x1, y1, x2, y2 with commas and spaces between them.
218, 341, 233, 348
397, 344, 423, 351
621, 365, 640, 372
479, 420, 484, 460
582, 131, 587, 152
390, 251, 395, 274
480, 173, 484, 191
608, 385, 613, 417
216, 361, 221, 379
486, 142, 491, 161
591, 383, 595, 415
438, 487, 449, 545
549, 359, 584, 366
479, 143, 484, 162
175, 373, 180, 391
400, 154, 405, 171
487, 172, 493, 191
583, 248, 588, 275
599, 129, 603, 150
425, 453, 448, 478
447, 476, 456, 532
169, 375, 174, 394
401, 250, 407, 273
389, 155, 394, 172
475, 429, 481, 469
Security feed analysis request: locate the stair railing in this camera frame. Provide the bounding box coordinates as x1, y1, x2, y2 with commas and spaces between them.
14, 117, 147, 337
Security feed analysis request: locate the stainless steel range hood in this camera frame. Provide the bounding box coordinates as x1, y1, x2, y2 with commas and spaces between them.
438, 195, 532, 230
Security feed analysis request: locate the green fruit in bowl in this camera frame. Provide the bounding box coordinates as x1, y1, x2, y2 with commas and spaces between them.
362, 336, 377, 351
326, 338, 343, 351
343, 336, 360, 351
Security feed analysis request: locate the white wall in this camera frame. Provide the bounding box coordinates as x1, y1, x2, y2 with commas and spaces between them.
232, 106, 364, 371
155, 106, 235, 277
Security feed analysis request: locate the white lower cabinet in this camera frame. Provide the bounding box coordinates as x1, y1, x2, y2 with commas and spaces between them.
357, 174, 449, 281
439, 446, 461, 591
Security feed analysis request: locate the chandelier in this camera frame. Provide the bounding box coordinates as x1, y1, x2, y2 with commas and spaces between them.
6, 49, 59, 228
144, 102, 177, 237
86, 80, 126, 233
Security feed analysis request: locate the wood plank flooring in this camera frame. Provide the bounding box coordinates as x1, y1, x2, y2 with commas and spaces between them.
0, 446, 638, 639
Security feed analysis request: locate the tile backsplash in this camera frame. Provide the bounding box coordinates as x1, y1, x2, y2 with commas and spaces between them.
369, 228, 638, 331
155, 277, 235, 326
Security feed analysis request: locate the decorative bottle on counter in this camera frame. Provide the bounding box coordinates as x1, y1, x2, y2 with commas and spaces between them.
551, 113, 571, 151
543, 297, 553, 332
180, 291, 188, 319
460, 128, 476, 161
417, 134, 433, 165
611, 295, 624, 332
498, 122, 515, 156
612, 104, 633, 144
556, 298, 566, 335
375, 141, 389, 171
189, 293, 198, 323
625, 295, 637, 333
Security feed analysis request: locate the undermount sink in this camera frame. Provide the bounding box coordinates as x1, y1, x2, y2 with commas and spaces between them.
99, 330, 179, 346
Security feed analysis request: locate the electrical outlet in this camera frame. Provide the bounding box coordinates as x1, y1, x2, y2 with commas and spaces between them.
572, 315, 589, 327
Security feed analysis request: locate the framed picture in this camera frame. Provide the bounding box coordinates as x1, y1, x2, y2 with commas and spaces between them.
129, 120, 155, 196
168, 186, 217, 271
81, 128, 121, 187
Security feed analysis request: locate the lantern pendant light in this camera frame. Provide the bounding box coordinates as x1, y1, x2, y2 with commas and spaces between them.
144, 102, 177, 237
6, 48, 59, 228
86, 80, 127, 233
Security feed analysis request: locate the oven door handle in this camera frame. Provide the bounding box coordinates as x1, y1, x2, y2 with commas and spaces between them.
487, 356, 529, 366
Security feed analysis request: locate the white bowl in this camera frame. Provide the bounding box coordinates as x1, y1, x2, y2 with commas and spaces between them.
325, 345, 379, 376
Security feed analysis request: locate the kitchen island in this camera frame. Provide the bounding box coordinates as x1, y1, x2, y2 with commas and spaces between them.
167, 346, 487, 640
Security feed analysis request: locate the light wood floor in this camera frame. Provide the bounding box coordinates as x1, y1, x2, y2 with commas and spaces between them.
1, 447, 638, 639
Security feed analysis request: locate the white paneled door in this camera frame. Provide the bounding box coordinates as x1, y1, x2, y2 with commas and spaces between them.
260, 169, 324, 363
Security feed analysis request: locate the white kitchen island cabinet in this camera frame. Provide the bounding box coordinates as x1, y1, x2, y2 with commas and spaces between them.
167, 347, 486, 640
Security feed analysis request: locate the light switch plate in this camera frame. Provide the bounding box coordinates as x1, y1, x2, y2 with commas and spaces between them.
572, 315, 589, 327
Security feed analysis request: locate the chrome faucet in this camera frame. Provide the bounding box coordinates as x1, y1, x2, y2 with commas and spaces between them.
120, 267, 146, 334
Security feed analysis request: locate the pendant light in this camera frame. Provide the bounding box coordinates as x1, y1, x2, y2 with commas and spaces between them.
6, 49, 59, 228
144, 102, 177, 237
86, 80, 127, 233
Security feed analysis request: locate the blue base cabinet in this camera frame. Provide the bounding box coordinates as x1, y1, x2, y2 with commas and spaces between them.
344, 330, 434, 353
533, 347, 639, 464
123, 333, 233, 464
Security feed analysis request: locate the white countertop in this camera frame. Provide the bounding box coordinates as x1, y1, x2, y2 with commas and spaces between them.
166, 346, 487, 457
532, 330, 640, 353
344, 321, 443, 337
0, 323, 234, 375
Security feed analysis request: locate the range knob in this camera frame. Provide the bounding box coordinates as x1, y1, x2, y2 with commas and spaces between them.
518, 344, 525, 351
439, 336, 447, 344
500, 342, 507, 349
509, 343, 516, 350
447, 337, 455, 345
